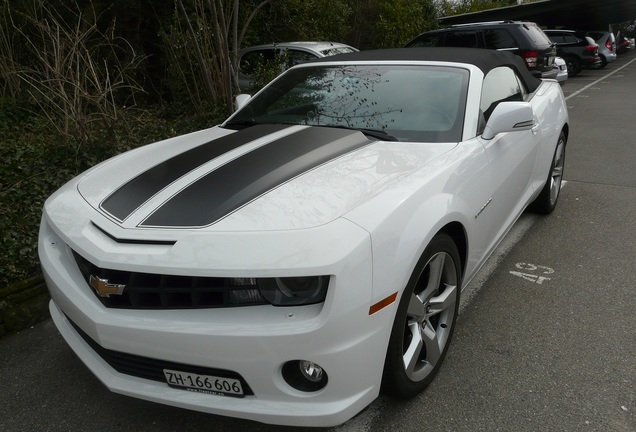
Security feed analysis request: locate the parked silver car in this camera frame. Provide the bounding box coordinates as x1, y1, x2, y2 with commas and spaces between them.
237, 41, 358, 92
616, 33, 634, 53
586, 30, 617, 68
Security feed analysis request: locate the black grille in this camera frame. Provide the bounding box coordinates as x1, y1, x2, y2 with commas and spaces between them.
73, 251, 267, 309
67, 317, 254, 396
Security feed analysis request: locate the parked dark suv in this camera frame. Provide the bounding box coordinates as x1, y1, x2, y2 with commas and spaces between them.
405, 21, 558, 80
543, 30, 602, 76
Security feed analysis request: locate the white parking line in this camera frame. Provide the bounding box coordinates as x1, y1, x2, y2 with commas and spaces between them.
458, 64, 636, 315
459, 212, 539, 313
460, 60, 636, 310
565, 57, 636, 101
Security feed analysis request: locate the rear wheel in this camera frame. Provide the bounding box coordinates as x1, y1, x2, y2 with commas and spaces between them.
529, 131, 566, 214
382, 233, 461, 398
565, 56, 581, 76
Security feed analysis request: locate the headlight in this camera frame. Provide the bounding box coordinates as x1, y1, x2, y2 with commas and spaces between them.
257, 276, 329, 306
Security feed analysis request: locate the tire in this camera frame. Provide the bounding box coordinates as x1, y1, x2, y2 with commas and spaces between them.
529, 131, 566, 214
381, 233, 461, 399
598, 55, 608, 68
565, 56, 581, 76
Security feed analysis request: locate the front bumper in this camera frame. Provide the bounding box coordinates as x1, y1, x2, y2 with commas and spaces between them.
47, 301, 381, 427
39, 216, 397, 427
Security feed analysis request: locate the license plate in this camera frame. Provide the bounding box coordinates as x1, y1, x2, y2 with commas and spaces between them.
163, 369, 244, 397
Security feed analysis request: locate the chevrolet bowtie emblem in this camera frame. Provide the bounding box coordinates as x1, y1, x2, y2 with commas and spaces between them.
89, 275, 126, 298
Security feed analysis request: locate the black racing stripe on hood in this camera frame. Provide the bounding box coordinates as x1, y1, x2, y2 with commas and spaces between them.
100, 124, 289, 221
141, 126, 373, 228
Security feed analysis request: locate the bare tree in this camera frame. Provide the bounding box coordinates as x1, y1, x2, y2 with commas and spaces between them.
0, 1, 22, 99
1, 1, 145, 147
167, 0, 269, 115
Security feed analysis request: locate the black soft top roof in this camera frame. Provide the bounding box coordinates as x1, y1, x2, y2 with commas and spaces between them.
311, 47, 542, 93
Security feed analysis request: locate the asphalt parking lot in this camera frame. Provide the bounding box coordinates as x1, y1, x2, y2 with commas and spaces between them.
1, 52, 635, 432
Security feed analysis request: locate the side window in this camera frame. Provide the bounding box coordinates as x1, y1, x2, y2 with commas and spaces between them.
408, 34, 444, 47
548, 34, 565, 44
480, 67, 526, 121
484, 29, 517, 49
563, 34, 579, 44
239, 49, 277, 75
445, 31, 480, 48
286, 50, 318, 68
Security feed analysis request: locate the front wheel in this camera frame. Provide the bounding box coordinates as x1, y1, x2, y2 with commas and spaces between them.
529, 131, 566, 214
381, 233, 461, 399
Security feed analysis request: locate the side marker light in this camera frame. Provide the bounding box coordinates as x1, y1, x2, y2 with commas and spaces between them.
369, 292, 398, 315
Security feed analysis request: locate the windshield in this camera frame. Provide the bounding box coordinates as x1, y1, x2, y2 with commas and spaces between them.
525, 23, 553, 47
320, 47, 357, 56
227, 64, 469, 142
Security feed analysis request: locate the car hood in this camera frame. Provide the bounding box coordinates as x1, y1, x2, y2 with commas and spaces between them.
75, 124, 454, 232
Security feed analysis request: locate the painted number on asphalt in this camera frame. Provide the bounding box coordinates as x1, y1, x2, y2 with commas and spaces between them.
510, 262, 554, 284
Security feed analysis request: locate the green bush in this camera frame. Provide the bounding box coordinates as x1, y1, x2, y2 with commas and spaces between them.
1, 112, 71, 287
0, 101, 222, 288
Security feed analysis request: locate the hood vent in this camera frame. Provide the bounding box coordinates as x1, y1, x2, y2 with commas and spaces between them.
92, 222, 176, 246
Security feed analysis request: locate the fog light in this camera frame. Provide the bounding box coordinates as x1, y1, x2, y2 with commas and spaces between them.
299, 360, 323, 382
282, 360, 328, 392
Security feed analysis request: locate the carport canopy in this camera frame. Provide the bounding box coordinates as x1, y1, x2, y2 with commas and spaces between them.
439, 0, 636, 30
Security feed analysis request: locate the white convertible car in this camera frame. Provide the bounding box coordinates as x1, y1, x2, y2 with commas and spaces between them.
39, 48, 568, 427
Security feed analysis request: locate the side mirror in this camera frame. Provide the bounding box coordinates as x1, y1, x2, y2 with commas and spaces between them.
481, 102, 535, 140
235, 94, 252, 111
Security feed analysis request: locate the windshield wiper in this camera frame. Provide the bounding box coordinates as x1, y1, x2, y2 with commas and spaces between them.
225, 120, 399, 141
223, 119, 261, 130
321, 124, 399, 141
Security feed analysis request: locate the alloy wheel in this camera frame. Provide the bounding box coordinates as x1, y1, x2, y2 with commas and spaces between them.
402, 251, 458, 382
